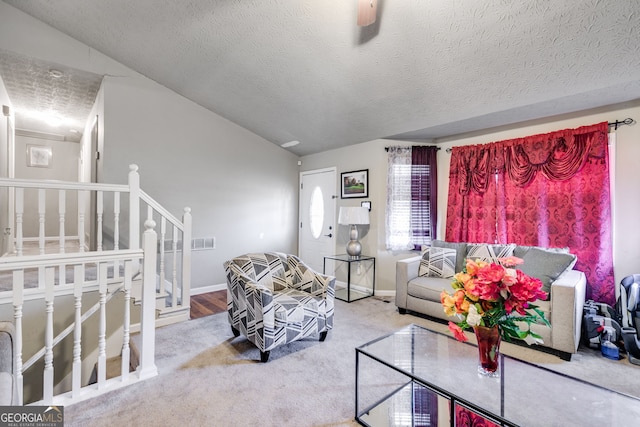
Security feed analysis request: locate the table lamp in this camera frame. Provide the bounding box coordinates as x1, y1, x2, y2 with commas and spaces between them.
338, 206, 370, 257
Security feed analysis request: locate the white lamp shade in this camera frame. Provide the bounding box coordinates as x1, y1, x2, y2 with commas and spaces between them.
338, 206, 370, 225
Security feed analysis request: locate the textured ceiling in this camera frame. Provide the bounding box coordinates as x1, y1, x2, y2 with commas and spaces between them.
0, 49, 102, 142
2, 0, 640, 155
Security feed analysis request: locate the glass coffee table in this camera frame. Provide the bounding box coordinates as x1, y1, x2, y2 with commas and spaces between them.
356, 324, 640, 426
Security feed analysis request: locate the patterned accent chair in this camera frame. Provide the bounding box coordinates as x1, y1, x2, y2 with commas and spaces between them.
224, 252, 336, 362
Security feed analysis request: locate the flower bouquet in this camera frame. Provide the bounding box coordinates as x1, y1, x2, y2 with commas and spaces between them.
440, 256, 549, 375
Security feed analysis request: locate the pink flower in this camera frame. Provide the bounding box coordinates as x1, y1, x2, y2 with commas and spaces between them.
448, 322, 468, 342
476, 263, 506, 284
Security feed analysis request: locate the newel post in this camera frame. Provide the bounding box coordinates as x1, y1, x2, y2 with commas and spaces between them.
138, 219, 158, 380
128, 165, 140, 250
182, 207, 192, 312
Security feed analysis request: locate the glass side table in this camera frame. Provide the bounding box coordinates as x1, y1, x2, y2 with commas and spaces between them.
323, 254, 375, 303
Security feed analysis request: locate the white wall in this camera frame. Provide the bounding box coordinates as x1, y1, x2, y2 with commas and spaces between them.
14, 134, 80, 238
0, 2, 300, 290
301, 100, 640, 296
100, 75, 300, 288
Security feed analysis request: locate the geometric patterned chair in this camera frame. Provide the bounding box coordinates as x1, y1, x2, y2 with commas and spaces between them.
224, 252, 336, 362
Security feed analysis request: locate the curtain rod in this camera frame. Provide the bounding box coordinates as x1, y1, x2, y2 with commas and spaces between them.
609, 117, 634, 130
384, 146, 440, 152
441, 118, 635, 153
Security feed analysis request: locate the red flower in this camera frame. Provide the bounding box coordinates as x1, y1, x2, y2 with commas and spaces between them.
448, 322, 468, 342
476, 263, 505, 284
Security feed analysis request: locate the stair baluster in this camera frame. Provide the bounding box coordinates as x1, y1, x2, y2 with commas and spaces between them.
72, 264, 83, 398
43, 267, 55, 404
12, 270, 24, 405
97, 263, 107, 389
121, 261, 132, 381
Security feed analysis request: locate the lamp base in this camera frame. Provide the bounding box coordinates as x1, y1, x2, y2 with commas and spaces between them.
346, 240, 362, 257
345, 224, 363, 257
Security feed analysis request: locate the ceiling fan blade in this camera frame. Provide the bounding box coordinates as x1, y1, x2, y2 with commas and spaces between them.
357, 0, 377, 27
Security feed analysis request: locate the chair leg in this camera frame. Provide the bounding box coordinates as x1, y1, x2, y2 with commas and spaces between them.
319, 330, 328, 342
260, 351, 270, 363
231, 325, 240, 337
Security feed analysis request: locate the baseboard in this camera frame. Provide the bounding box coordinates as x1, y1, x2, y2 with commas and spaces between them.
374, 290, 395, 298
190, 283, 226, 295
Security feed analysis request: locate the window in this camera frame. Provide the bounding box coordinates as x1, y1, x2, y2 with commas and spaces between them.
386, 146, 438, 251
309, 186, 324, 239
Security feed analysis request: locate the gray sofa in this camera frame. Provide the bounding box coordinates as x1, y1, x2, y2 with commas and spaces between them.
396, 240, 587, 360
0, 321, 18, 405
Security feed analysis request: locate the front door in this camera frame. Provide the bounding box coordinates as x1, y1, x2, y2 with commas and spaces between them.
299, 168, 336, 272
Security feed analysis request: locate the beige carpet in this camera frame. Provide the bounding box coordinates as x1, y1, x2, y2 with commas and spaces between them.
64, 297, 640, 426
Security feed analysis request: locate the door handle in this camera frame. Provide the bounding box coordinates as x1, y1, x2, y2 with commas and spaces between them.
324, 233, 332, 238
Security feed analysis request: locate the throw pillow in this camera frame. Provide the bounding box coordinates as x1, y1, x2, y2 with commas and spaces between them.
418, 247, 457, 278
431, 240, 468, 273
466, 243, 516, 264
519, 247, 577, 298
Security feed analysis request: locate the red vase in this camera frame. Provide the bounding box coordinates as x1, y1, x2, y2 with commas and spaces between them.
474, 325, 501, 377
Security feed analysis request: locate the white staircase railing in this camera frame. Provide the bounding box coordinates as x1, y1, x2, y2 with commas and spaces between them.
0, 165, 192, 405
1, 223, 157, 405
0, 164, 192, 319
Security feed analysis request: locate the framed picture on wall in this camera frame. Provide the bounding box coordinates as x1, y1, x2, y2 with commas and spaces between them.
27, 145, 53, 168
341, 169, 368, 199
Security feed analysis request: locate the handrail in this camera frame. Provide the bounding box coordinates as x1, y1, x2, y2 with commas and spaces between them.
140, 190, 184, 231
0, 249, 144, 269
0, 177, 129, 193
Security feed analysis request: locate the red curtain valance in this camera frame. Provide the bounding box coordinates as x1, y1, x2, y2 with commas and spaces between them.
450, 122, 609, 193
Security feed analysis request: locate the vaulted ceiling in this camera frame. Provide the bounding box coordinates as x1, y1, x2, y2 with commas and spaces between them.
2, 0, 640, 156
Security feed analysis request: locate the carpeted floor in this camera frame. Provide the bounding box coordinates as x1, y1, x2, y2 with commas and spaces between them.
64, 297, 640, 426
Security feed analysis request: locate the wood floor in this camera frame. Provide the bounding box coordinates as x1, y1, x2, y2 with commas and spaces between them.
190, 290, 227, 319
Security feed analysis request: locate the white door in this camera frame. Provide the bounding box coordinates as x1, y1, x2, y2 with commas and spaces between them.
299, 168, 336, 272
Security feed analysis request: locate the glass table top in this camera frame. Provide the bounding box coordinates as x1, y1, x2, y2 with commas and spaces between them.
324, 254, 375, 262
356, 324, 640, 426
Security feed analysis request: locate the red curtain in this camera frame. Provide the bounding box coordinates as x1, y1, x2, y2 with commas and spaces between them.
446, 143, 505, 243
446, 122, 614, 304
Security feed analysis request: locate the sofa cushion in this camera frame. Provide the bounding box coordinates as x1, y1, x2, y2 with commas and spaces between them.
519, 248, 577, 297
513, 245, 571, 259
466, 243, 516, 263
431, 240, 468, 273
407, 276, 452, 303
419, 247, 457, 278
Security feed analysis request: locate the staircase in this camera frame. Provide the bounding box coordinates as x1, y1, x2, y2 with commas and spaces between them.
0, 165, 192, 406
